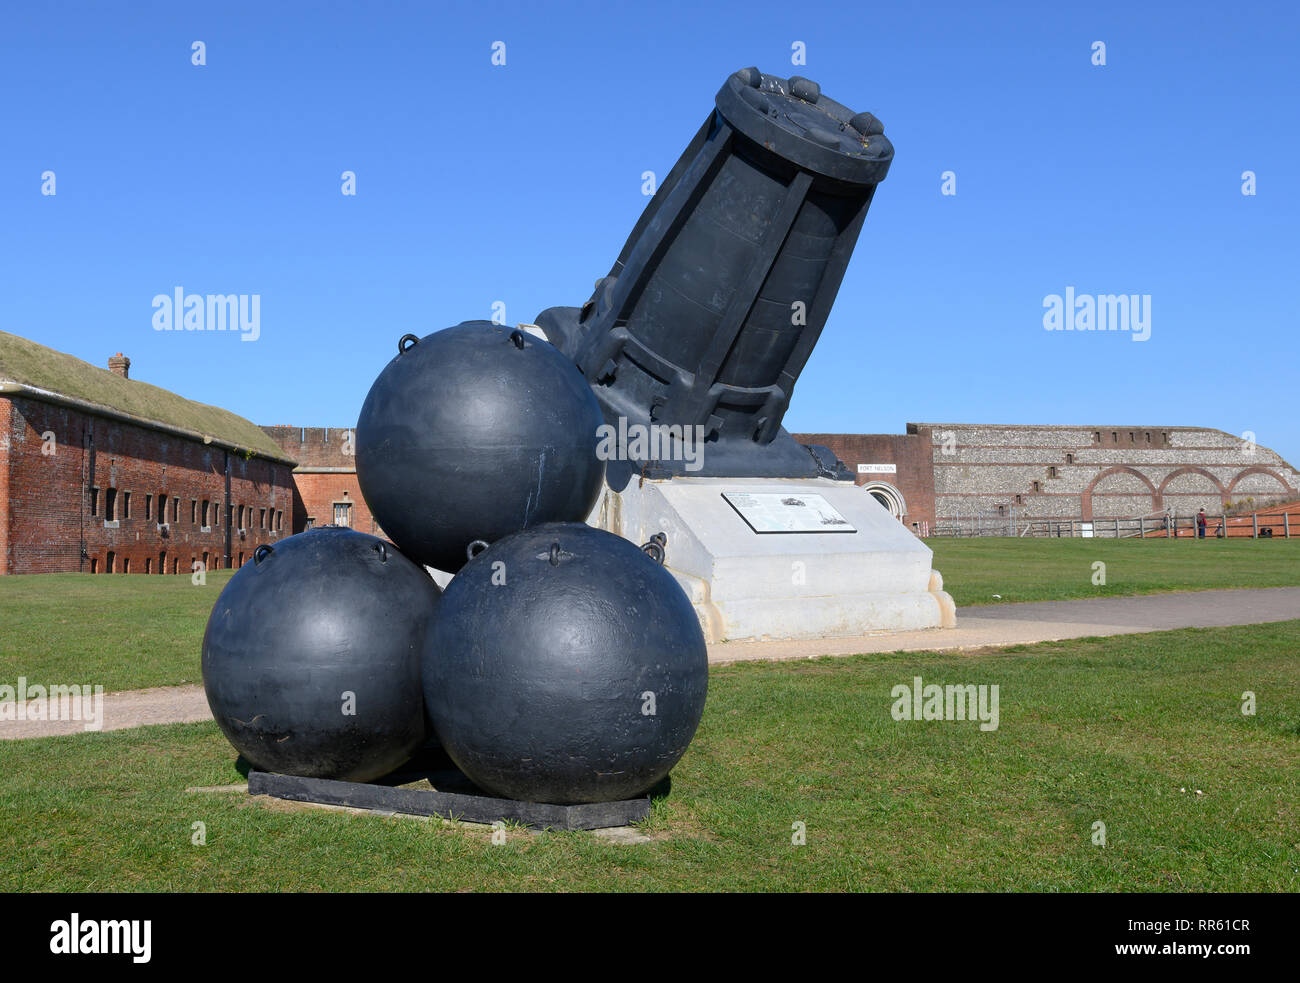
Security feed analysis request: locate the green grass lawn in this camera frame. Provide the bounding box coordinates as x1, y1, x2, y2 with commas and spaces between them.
930, 537, 1300, 607
2, 621, 1297, 892
0, 570, 234, 692
2, 540, 1298, 692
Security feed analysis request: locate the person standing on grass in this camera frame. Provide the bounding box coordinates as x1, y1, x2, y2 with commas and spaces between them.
1197, 508, 1207, 538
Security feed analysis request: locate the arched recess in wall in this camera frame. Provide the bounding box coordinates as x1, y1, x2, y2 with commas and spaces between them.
1081, 466, 1158, 520
1226, 466, 1295, 496
1158, 466, 1227, 503
862, 481, 906, 519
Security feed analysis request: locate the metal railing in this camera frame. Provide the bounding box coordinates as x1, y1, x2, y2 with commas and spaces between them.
931, 507, 1027, 537
930, 510, 1297, 539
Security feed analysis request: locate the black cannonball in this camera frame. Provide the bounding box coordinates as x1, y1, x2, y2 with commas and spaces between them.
423, 523, 708, 804
201, 528, 438, 782
355, 321, 606, 573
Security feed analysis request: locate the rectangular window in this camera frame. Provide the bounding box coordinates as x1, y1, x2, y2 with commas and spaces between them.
1093, 432, 1101, 443
145, 494, 152, 520
191, 500, 197, 524
1031, 481, 1041, 492
333, 502, 352, 527
1111, 431, 1118, 444
237, 505, 245, 529
91, 487, 99, 516
1048, 466, 1058, 478
90, 557, 98, 574
123, 491, 131, 518
259, 508, 266, 530
107, 551, 116, 573
145, 558, 152, 574
105, 487, 117, 521
122, 557, 130, 574
1066, 454, 1074, 465
201, 500, 210, 527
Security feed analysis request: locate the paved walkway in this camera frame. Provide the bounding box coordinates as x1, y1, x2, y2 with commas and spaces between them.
0, 684, 211, 741
3, 588, 1297, 739
710, 586, 1300, 664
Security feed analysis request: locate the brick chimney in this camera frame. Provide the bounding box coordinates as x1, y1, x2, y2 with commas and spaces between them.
108, 353, 130, 379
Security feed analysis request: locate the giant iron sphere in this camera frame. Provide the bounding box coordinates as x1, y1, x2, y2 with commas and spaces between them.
355, 321, 606, 573
202, 528, 438, 782
423, 523, 709, 804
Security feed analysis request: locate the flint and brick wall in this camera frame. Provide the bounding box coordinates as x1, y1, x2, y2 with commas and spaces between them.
917, 423, 1300, 522
0, 395, 295, 575
796, 424, 1299, 530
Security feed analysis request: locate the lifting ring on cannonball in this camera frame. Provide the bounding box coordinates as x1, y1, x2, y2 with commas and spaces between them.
640, 532, 668, 564
466, 539, 490, 562
253, 544, 275, 566
373, 541, 388, 563
535, 544, 574, 565
509, 329, 526, 350
398, 333, 420, 355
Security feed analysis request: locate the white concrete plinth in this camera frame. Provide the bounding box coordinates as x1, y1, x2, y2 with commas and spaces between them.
586, 476, 956, 643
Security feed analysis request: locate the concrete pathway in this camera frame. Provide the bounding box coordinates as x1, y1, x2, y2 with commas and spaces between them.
710, 586, 1300, 664
3, 587, 1297, 739
0, 684, 210, 741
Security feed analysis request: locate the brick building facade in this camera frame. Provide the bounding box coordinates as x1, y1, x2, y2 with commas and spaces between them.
796, 430, 936, 532
796, 424, 1300, 532
266, 419, 1298, 541
0, 333, 296, 575
7, 329, 1292, 569
259, 426, 380, 536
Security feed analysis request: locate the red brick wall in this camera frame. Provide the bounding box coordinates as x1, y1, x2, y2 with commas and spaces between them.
1, 395, 295, 575
0, 399, 10, 570
293, 472, 380, 535
794, 431, 937, 528
260, 426, 381, 535
261, 426, 355, 469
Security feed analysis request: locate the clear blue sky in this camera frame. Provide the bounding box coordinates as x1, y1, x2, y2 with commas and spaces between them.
3, 1, 1297, 462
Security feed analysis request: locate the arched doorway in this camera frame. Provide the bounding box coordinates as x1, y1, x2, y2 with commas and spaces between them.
862, 481, 906, 520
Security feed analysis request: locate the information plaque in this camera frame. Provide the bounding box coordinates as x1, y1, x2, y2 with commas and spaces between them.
722, 492, 857, 534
